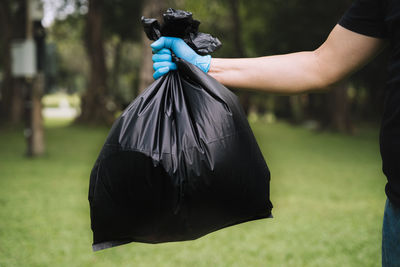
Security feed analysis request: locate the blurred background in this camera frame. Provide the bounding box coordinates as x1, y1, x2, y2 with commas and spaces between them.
0, 0, 387, 266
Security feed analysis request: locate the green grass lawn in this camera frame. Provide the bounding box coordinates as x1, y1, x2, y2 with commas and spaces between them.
0, 119, 386, 267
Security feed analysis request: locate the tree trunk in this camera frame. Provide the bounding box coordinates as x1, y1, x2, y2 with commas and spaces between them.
289, 95, 305, 124
77, 0, 114, 124
10, 80, 24, 124
227, 0, 251, 115
111, 40, 122, 95
228, 0, 245, 58
0, 1, 22, 125
326, 82, 354, 133
138, 0, 166, 93
110, 39, 126, 108
24, 74, 45, 156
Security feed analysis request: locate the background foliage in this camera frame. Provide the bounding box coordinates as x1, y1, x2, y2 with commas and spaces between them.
0, 0, 381, 127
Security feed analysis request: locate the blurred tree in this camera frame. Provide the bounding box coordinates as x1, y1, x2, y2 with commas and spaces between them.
54, 0, 145, 123
102, 0, 143, 105
351, 49, 389, 121
0, 0, 25, 125
77, 0, 115, 124
49, 14, 88, 94
227, 0, 244, 58
103, 0, 143, 41
109, 38, 123, 103
0, 1, 14, 123
226, 0, 251, 115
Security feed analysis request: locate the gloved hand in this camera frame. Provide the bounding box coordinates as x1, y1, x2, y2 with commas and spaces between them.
151, 37, 211, 79
152, 48, 177, 80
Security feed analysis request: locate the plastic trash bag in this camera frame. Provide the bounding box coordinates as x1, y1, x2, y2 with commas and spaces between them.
141, 8, 222, 55
89, 9, 273, 251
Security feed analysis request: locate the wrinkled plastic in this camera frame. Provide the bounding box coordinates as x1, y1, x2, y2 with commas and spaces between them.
141, 8, 222, 55
89, 9, 272, 251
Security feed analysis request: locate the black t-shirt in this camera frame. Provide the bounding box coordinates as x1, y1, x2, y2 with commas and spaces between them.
339, 0, 400, 207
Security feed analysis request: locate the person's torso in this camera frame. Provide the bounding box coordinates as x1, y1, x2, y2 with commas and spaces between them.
379, 0, 400, 206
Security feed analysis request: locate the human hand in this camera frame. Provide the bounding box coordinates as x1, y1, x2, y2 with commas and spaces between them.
151, 37, 211, 79
152, 48, 177, 80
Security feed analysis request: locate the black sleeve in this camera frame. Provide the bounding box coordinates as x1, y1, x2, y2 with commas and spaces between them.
338, 0, 388, 39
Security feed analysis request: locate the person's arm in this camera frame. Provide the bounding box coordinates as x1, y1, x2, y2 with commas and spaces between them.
209, 25, 386, 93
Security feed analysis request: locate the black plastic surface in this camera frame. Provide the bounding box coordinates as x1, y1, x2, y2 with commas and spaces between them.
89, 9, 272, 251
141, 8, 222, 55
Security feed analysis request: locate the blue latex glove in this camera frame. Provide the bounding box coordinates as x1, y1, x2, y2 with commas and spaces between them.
152, 48, 177, 80
151, 37, 211, 79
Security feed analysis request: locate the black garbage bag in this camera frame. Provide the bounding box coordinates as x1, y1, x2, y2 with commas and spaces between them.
141, 8, 222, 55
89, 9, 272, 251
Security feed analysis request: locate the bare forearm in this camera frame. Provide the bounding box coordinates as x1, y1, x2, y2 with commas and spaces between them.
208, 25, 386, 94
209, 52, 326, 94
